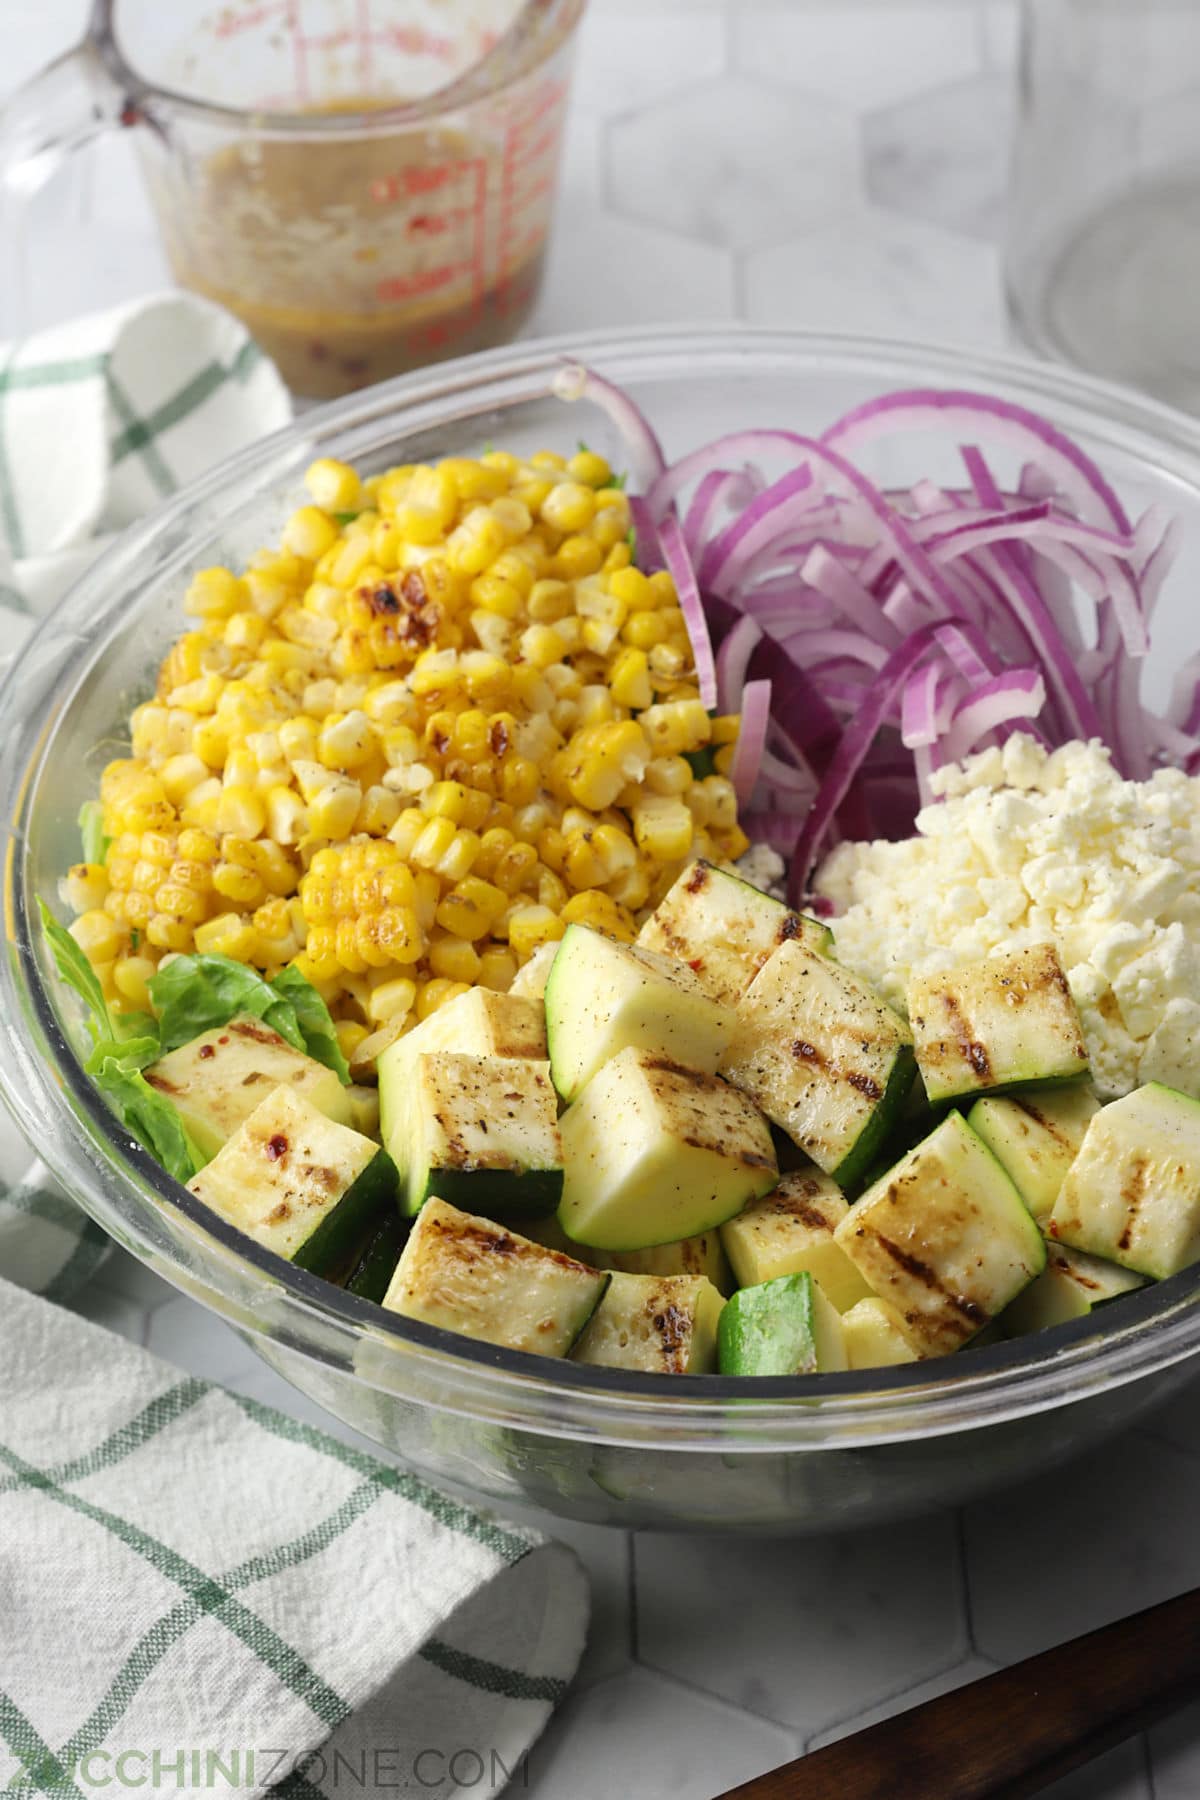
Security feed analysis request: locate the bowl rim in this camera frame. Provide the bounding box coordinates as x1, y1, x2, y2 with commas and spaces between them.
7, 320, 1200, 1449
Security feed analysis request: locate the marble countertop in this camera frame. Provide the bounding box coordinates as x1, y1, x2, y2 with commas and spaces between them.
6, 2, 1200, 1795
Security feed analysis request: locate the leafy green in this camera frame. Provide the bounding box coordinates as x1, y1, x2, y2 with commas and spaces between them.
271, 964, 351, 1083
333, 510, 359, 526
148, 953, 350, 1081
610, 469, 628, 490
38, 902, 198, 1174
626, 524, 638, 559
90, 1058, 204, 1182
148, 954, 307, 1057
77, 801, 110, 866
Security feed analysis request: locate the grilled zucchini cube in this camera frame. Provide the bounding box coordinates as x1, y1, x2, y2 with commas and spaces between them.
717, 1271, 847, 1377
1001, 1245, 1146, 1338
379, 987, 545, 1166
968, 1085, 1100, 1226
833, 1111, 1046, 1356
719, 939, 914, 1189
186, 1084, 396, 1275
720, 1170, 874, 1311
1048, 1082, 1200, 1279
403, 1052, 563, 1221
382, 1198, 609, 1357
145, 1014, 354, 1161
544, 923, 735, 1103
558, 1046, 778, 1251
345, 1210, 409, 1304
908, 943, 1089, 1105
596, 1230, 734, 1295
841, 1297, 923, 1370
571, 1272, 725, 1373
637, 858, 833, 1006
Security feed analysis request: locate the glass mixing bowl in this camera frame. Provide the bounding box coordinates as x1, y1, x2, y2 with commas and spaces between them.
5, 326, 1200, 1535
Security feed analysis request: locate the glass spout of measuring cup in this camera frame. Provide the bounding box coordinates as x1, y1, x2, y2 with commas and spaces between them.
1, 0, 585, 397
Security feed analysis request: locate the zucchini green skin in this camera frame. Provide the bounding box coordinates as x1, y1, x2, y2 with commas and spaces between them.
291, 1148, 399, 1277
345, 1210, 409, 1303
717, 1271, 845, 1376
409, 1165, 564, 1221
831, 1043, 917, 1195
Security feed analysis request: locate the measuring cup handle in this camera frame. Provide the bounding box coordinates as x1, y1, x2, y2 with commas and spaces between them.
0, 40, 129, 340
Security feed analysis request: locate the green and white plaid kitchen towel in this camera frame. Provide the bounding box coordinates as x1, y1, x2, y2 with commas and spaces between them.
0, 1276, 588, 1798
0, 291, 292, 1300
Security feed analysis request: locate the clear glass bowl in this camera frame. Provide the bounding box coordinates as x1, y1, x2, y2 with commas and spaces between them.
5, 326, 1200, 1534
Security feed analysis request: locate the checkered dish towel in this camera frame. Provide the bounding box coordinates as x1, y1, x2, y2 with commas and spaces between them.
0, 290, 293, 1300
0, 1277, 587, 1798
0, 295, 590, 1794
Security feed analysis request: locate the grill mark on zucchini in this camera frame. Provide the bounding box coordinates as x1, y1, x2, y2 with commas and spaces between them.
870, 1232, 988, 1331
1116, 1156, 1150, 1251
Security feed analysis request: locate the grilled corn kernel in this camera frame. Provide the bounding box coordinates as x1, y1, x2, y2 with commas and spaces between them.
508, 906, 565, 961
60, 862, 110, 915
70, 909, 123, 962
633, 794, 695, 862
554, 535, 604, 580
428, 935, 482, 984
560, 890, 636, 942
305, 458, 363, 513
567, 449, 613, 488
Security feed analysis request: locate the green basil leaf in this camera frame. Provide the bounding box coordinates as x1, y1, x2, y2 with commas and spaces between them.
91, 1057, 204, 1182
148, 954, 305, 1055
38, 900, 111, 1037
77, 801, 110, 867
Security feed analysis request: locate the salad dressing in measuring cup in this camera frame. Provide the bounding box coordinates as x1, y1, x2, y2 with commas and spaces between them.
1, 0, 583, 396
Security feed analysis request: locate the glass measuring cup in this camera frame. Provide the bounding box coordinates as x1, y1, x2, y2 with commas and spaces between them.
1, 0, 584, 397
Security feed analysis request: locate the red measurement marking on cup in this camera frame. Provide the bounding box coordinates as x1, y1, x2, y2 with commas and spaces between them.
286, 0, 312, 105
375, 265, 462, 302
213, 2, 288, 40
356, 0, 374, 93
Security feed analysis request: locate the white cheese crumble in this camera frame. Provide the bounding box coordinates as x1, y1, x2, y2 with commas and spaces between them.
815, 735, 1200, 1100
737, 842, 787, 901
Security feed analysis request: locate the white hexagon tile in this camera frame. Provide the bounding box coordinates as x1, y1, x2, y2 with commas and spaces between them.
11, 0, 1200, 1796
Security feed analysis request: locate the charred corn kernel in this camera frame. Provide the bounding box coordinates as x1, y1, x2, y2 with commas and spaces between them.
429, 935, 482, 983
567, 449, 612, 488
519, 623, 564, 669
283, 505, 339, 562
318, 709, 374, 769
475, 945, 517, 991
469, 573, 523, 619
645, 754, 693, 796
185, 567, 246, 620
565, 719, 651, 811
461, 653, 511, 706
419, 780, 473, 824
537, 868, 568, 912
701, 775, 738, 830
396, 465, 458, 544
177, 827, 218, 864
409, 870, 438, 934
509, 906, 565, 961
409, 815, 457, 870
416, 977, 470, 1021
525, 577, 569, 622
112, 954, 157, 1008
309, 780, 362, 839
60, 863, 109, 914
70, 909, 123, 962
435, 876, 507, 939
153, 884, 208, 924
305, 458, 362, 513
632, 794, 694, 861
591, 823, 639, 880
622, 609, 670, 650
536, 825, 566, 873
499, 756, 540, 808
336, 1020, 370, 1062
608, 646, 653, 710
355, 785, 400, 835
213, 862, 264, 907
473, 827, 515, 882
540, 481, 596, 534
554, 534, 604, 580
120, 891, 154, 930
561, 889, 636, 942
563, 830, 605, 890
215, 786, 266, 840
491, 841, 539, 894
639, 698, 711, 756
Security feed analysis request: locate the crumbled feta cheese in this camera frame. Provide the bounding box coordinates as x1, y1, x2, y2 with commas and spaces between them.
737, 842, 787, 901
816, 735, 1200, 1099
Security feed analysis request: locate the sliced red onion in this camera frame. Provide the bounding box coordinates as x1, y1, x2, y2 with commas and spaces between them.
682, 467, 762, 555
698, 464, 817, 593
715, 612, 763, 712
553, 362, 666, 491
658, 513, 718, 709
729, 679, 772, 806
941, 668, 1047, 764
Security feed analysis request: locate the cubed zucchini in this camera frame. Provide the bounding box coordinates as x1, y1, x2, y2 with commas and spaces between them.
719, 939, 914, 1189
402, 1053, 563, 1220
345, 1210, 409, 1304
717, 1271, 847, 1376
832, 1111, 1046, 1356
1001, 1244, 1146, 1338
968, 1085, 1100, 1226
145, 1014, 354, 1160
908, 944, 1089, 1105
382, 1197, 609, 1357
544, 923, 735, 1103
637, 858, 833, 1006
1048, 1082, 1200, 1279
597, 1230, 734, 1295
558, 1046, 778, 1251
571, 1272, 725, 1373
186, 1084, 396, 1275
719, 1170, 874, 1311
841, 1297, 923, 1370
